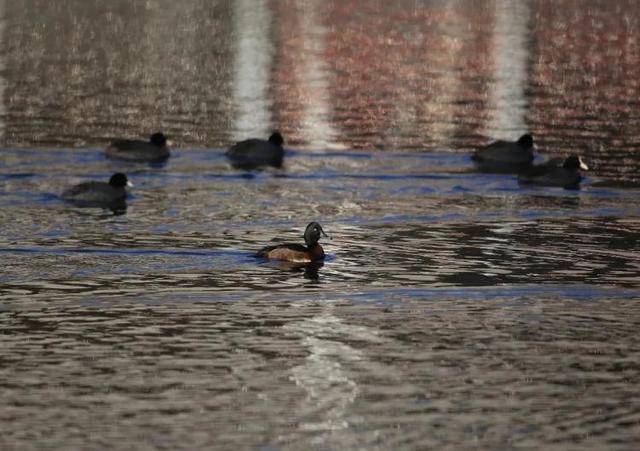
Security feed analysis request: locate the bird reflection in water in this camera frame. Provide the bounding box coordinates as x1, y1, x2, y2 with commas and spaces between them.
108, 200, 128, 216
64, 199, 128, 217
265, 260, 324, 281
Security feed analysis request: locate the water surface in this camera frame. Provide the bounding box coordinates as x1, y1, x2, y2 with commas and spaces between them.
1, 1, 640, 449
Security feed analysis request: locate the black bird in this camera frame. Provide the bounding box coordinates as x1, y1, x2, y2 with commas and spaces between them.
62, 172, 132, 206
105, 132, 170, 162
226, 131, 285, 170
518, 154, 588, 189
472, 134, 535, 173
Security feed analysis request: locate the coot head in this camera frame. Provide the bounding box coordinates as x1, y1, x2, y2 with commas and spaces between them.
150, 132, 168, 147
109, 173, 132, 188
563, 154, 588, 171
268, 131, 284, 147
517, 134, 534, 149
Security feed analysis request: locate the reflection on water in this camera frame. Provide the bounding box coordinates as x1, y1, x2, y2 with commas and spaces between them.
2, 1, 640, 450
1, 0, 638, 178
287, 308, 364, 437
485, 0, 530, 138
232, 0, 273, 140
292, 1, 342, 150
0, 0, 6, 143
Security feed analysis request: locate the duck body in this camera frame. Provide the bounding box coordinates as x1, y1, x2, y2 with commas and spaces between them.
227, 132, 284, 170
105, 132, 170, 162
256, 242, 325, 263
256, 222, 328, 263
518, 155, 588, 189
61, 173, 131, 206
472, 134, 535, 173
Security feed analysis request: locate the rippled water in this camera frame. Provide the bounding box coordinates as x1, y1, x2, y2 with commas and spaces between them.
1, 1, 640, 450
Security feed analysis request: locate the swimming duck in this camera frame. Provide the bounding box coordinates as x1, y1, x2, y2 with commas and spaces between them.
61, 172, 132, 206
518, 154, 588, 189
472, 133, 535, 172
105, 132, 170, 162
226, 131, 284, 170
256, 222, 328, 263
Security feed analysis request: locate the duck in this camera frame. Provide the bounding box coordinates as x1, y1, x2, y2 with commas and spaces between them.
256, 222, 328, 263
61, 172, 132, 206
518, 154, 588, 189
105, 132, 170, 162
226, 131, 284, 170
472, 133, 535, 172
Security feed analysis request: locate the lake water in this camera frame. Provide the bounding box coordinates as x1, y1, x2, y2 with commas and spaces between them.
1, 1, 640, 449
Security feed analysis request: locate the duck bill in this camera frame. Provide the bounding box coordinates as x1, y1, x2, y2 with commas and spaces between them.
321, 230, 330, 239
126, 181, 134, 188
579, 159, 589, 171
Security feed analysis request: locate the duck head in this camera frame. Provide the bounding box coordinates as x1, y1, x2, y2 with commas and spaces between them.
304, 222, 328, 247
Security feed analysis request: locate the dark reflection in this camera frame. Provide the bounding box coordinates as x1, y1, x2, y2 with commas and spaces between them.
438, 271, 498, 286
264, 260, 324, 282
108, 200, 127, 216
333, 217, 640, 289
473, 160, 532, 174
228, 161, 281, 172
62, 197, 127, 215
59, 199, 128, 216
147, 159, 170, 169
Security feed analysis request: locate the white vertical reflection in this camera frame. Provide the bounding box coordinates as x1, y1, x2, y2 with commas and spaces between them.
0, 0, 6, 142
295, 2, 343, 150
486, 0, 530, 137
285, 305, 387, 445
415, 0, 465, 149
232, 0, 273, 140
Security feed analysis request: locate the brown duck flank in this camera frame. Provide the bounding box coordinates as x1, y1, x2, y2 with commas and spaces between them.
256, 222, 328, 263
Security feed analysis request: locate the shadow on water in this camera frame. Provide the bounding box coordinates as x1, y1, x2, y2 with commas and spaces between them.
62, 198, 128, 215
252, 260, 325, 283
